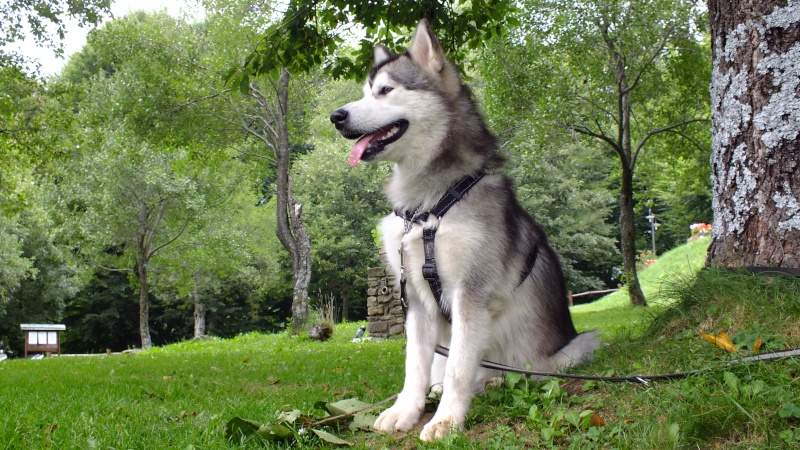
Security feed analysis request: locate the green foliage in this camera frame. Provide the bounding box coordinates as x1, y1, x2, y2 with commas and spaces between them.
228, 0, 519, 88
504, 139, 619, 292
0, 215, 35, 311
0, 0, 110, 59
483, 376, 622, 448
293, 139, 387, 320
60, 271, 140, 353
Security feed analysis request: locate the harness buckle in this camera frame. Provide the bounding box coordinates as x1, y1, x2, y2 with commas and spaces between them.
421, 262, 438, 280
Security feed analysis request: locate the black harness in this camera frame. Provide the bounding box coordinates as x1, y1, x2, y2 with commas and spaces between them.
395, 171, 538, 323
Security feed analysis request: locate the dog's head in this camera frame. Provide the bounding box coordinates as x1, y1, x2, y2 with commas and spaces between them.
330, 19, 462, 167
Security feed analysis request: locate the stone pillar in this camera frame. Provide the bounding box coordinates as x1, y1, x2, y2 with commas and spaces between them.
366, 267, 405, 339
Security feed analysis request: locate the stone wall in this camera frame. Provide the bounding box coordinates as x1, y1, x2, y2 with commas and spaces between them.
366, 267, 405, 339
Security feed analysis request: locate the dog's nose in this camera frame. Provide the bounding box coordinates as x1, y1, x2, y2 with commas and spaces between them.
330, 108, 348, 124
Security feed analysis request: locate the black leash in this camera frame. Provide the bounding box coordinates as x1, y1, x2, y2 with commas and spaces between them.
434, 345, 800, 384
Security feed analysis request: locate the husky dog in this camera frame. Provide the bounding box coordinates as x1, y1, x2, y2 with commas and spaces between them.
330, 20, 599, 441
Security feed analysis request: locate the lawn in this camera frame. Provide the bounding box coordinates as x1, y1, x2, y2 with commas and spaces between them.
3, 235, 800, 449
571, 235, 711, 337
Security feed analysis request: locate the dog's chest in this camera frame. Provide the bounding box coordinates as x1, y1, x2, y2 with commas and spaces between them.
379, 213, 469, 307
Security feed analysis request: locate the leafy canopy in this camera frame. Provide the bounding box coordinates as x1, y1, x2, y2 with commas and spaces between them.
227, 0, 518, 92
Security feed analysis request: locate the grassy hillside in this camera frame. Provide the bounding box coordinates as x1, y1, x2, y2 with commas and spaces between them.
571, 235, 711, 337
3, 236, 800, 449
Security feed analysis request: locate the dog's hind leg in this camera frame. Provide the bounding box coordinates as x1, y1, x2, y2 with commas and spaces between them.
429, 353, 447, 394
374, 301, 439, 432
420, 289, 491, 441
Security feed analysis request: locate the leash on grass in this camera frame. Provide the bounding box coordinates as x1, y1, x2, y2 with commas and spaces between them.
434, 345, 800, 385
345, 348, 800, 420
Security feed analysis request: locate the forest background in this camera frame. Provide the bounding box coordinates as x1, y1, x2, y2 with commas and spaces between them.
0, 0, 712, 355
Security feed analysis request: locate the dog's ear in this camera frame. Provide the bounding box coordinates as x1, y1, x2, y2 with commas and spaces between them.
374, 45, 392, 65
408, 19, 445, 74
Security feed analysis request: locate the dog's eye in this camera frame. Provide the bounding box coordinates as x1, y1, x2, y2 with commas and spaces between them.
379, 86, 394, 96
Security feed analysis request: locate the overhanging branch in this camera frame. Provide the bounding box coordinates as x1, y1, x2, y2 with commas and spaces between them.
632, 118, 710, 167
562, 122, 624, 159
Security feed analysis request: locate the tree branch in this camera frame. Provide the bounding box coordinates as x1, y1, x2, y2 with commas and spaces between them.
632, 118, 710, 167
624, 27, 674, 95
150, 215, 190, 258
562, 122, 624, 158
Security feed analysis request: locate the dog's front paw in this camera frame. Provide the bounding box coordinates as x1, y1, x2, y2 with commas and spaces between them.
420, 415, 461, 441
373, 403, 422, 432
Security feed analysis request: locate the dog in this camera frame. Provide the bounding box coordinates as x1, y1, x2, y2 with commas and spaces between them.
330, 19, 599, 441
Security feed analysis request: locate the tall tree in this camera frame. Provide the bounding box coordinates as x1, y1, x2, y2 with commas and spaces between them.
57, 11, 251, 348
707, 0, 800, 267
200, 0, 315, 333
482, 0, 711, 305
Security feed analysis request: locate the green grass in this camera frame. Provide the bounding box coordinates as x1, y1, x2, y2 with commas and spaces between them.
0, 326, 406, 449
571, 236, 711, 337
3, 236, 800, 449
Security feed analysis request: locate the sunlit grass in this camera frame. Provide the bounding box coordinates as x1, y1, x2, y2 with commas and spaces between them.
4, 237, 799, 449
571, 236, 710, 337
0, 324, 405, 449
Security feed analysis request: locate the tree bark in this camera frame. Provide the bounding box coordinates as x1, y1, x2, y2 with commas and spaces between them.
707, 0, 800, 267
341, 288, 350, 322
135, 255, 152, 350
192, 285, 206, 338
619, 164, 648, 306
272, 69, 312, 333
136, 203, 153, 350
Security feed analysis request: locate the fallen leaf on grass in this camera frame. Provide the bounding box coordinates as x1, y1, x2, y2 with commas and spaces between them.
275, 408, 303, 424
44, 423, 57, 440
698, 329, 738, 353
225, 417, 293, 443
590, 413, 605, 427
350, 411, 378, 431
753, 337, 763, 353
323, 398, 371, 416
312, 429, 353, 446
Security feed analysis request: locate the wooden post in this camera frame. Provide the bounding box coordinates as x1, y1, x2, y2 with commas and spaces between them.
568, 291, 574, 307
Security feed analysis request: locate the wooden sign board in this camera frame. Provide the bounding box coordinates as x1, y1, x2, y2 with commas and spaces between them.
20, 324, 66, 358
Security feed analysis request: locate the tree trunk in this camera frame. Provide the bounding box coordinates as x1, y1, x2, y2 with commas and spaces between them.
707, 0, 800, 268
136, 202, 153, 350
192, 286, 206, 339
617, 57, 648, 307
619, 164, 648, 306
272, 69, 312, 333
289, 197, 312, 333
136, 256, 152, 350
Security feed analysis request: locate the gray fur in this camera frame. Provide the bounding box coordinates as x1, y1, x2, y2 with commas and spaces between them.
330, 19, 599, 441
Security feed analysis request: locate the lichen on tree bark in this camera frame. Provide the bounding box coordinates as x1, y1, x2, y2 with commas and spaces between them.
707, 0, 800, 267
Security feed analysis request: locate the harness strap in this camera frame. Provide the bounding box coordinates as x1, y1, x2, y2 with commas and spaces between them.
395, 172, 486, 323
421, 228, 448, 322
431, 173, 485, 218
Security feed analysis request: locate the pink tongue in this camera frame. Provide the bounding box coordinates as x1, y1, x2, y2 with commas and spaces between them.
348, 130, 390, 167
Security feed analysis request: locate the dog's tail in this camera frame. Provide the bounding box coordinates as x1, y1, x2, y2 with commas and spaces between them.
551, 330, 601, 371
